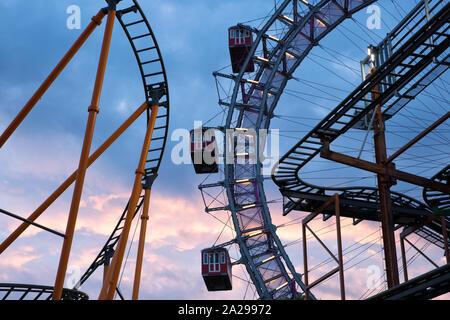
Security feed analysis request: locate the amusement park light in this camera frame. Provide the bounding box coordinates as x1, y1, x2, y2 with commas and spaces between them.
282, 15, 294, 24
246, 79, 260, 84
261, 255, 276, 264
236, 179, 251, 183
285, 52, 295, 59
266, 278, 279, 285
242, 203, 257, 209
275, 282, 289, 291
245, 230, 264, 237
316, 18, 326, 27
267, 35, 280, 42
256, 56, 270, 63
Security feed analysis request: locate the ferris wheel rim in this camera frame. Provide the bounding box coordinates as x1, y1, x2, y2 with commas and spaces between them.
219, 0, 382, 299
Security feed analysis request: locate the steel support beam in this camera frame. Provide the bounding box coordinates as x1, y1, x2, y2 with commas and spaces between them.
99, 103, 159, 300
400, 236, 409, 282
303, 194, 345, 299
132, 182, 152, 300
52, 9, 116, 300
404, 238, 439, 268
372, 79, 399, 289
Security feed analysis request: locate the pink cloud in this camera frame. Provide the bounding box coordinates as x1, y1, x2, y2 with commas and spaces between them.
0, 245, 43, 269
1, 143, 448, 300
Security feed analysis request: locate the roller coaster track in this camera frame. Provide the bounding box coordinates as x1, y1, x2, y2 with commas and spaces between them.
0, 283, 88, 300
204, 0, 449, 300
368, 263, 450, 300
74, 196, 145, 290
272, 3, 449, 253
116, 0, 169, 177
0, 0, 169, 300
424, 165, 450, 214
74, 0, 169, 293
411, 165, 450, 250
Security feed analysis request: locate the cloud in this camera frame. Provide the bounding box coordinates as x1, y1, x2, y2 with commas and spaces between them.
0, 245, 43, 269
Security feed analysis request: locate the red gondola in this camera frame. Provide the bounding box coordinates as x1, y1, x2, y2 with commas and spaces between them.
201, 247, 232, 291
190, 128, 218, 174
228, 25, 255, 74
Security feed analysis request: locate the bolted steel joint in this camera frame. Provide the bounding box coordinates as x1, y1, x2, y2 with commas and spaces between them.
88, 105, 100, 113
142, 172, 158, 190
148, 83, 167, 106
91, 13, 104, 26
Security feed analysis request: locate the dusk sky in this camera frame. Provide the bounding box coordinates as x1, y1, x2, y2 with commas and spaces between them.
0, 0, 448, 300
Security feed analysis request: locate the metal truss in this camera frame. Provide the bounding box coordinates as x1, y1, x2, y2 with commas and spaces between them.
282, 188, 433, 225
396, 165, 450, 251
356, 0, 448, 128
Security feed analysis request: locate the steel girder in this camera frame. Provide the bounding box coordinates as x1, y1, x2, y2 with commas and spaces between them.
419, 165, 450, 249
282, 188, 433, 225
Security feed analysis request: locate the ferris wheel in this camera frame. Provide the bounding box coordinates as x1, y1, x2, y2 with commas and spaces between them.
194, 0, 449, 300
